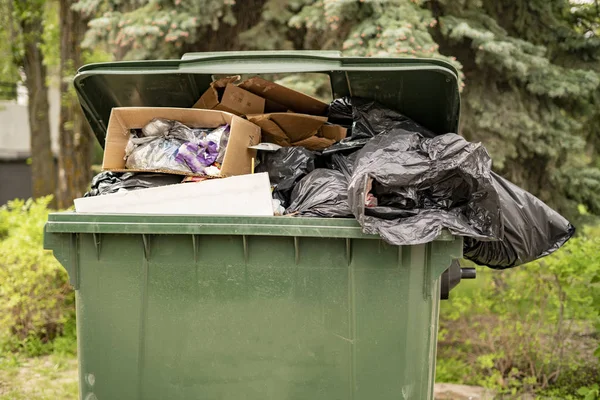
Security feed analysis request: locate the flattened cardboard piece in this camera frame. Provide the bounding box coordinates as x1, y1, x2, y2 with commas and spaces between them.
246, 113, 345, 150
216, 85, 265, 116
74, 172, 274, 216
193, 75, 265, 116
269, 113, 326, 143
320, 124, 348, 142
247, 113, 328, 144
213, 75, 240, 89
102, 107, 260, 177
238, 77, 329, 115
250, 120, 290, 147
291, 136, 335, 151
263, 99, 289, 113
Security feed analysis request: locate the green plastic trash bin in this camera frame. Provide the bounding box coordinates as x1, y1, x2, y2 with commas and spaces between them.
44, 51, 466, 400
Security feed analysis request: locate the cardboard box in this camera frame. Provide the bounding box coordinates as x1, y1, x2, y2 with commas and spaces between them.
102, 107, 261, 177
246, 113, 347, 151
74, 172, 274, 216
192, 76, 266, 116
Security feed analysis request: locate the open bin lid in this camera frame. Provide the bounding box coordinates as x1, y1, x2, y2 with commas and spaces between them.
73, 51, 461, 148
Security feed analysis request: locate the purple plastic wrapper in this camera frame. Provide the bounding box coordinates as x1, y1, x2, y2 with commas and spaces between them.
175, 141, 219, 173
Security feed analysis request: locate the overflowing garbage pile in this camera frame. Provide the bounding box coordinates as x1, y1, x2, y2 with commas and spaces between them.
79, 76, 574, 269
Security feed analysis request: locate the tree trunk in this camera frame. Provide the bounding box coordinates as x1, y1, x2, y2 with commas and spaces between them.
19, 5, 57, 201
57, 0, 92, 208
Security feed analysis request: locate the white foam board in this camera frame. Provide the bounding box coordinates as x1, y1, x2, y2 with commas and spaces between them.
74, 172, 274, 216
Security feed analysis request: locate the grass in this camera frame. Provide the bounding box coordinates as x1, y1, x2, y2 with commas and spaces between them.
0, 353, 78, 400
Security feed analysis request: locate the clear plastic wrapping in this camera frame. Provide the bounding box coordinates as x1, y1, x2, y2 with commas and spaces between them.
124, 118, 230, 174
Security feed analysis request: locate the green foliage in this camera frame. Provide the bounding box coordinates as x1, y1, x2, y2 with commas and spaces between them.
8, 0, 50, 64
0, 198, 75, 356
238, 0, 300, 51
0, 3, 19, 92
438, 224, 600, 396
73, 0, 237, 59
435, 356, 474, 383
578, 384, 600, 400
40, 0, 60, 71
290, 0, 465, 80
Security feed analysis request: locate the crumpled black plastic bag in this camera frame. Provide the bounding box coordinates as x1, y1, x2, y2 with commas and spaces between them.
329, 98, 575, 267
464, 173, 575, 269
286, 169, 353, 218
348, 130, 503, 245
327, 96, 353, 128
255, 147, 316, 207
327, 152, 358, 180
84, 171, 183, 197
353, 97, 436, 139
323, 97, 436, 154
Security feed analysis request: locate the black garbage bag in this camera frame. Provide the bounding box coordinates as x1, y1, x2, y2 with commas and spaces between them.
327, 151, 358, 180
352, 97, 436, 139
327, 96, 353, 128
255, 147, 316, 207
464, 173, 575, 269
323, 97, 436, 154
84, 171, 183, 197
286, 169, 353, 218
348, 131, 503, 245
325, 98, 575, 266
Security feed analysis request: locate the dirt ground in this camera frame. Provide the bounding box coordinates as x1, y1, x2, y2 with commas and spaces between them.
0, 354, 78, 400
0, 354, 500, 400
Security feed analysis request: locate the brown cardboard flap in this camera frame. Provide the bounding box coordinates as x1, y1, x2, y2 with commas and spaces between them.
193, 88, 219, 110
248, 113, 328, 143
291, 136, 335, 151
220, 117, 261, 177
218, 85, 265, 116
102, 107, 258, 177
263, 99, 289, 113
269, 113, 326, 143
320, 124, 348, 141
191, 76, 240, 111
213, 75, 240, 89
247, 112, 346, 150
193, 76, 267, 116
239, 77, 329, 116
246, 115, 291, 147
